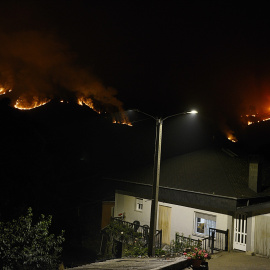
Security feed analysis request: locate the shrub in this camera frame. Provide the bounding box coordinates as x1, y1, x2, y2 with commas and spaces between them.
0, 208, 65, 269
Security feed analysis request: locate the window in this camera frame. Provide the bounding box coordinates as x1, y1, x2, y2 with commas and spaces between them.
194, 212, 216, 236
135, 198, 143, 211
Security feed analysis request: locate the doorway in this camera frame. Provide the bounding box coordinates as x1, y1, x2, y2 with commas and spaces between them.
101, 201, 115, 229
233, 213, 247, 251
158, 205, 171, 245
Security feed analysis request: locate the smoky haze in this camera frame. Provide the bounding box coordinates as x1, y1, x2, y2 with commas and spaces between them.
0, 30, 123, 112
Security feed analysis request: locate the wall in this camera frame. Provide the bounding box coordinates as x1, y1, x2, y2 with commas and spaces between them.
115, 192, 230, 244
159, 201, 229, 242
114, 193, 152, 226
254, 214, 270, 257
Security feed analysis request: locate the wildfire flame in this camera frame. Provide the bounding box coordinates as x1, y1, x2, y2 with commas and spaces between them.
227, 135, 238, 143
0, 87, 12, 95
77, 96, 132, 126
242, 113, 270, 126
112, 119, 133, 126
112, 114, 132, 126
77, 97, 101, 114
0, 83, 131, 125
14, 96, 51, 110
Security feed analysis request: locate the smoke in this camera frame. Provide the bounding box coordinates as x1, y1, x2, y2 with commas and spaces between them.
0, 30, 123, 112
237, 75, 270, 115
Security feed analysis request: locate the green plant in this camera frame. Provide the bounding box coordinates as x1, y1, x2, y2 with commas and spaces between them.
103, 220, 144, 259
123, 239, 148, 257
154, 248, 166, 257
0, 208, 65, 269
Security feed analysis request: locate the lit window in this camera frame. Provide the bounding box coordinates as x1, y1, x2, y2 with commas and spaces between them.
194, 212, 216, 236
135, 198, 143, 211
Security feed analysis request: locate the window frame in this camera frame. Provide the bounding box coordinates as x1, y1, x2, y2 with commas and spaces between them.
135, 198, 143, 212
194, 212, 216, 237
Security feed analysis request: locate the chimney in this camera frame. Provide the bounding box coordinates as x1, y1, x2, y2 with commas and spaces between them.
248, 156, 261, 193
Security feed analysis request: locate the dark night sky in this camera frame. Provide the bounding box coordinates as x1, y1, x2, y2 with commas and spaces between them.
2, 1, 270, 122
1, 1, 270, 173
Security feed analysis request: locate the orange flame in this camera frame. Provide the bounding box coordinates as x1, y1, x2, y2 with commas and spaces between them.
77, 97, 101, 114
77, 96, 131, 125
242, 113, 270, 126
112, 112, 132, 126
112, 119, 133, 126
14, 96, 51, 110
0, 84, 132, 126
0, 86, 12, 95
226, 129, 238, 143
227, 135, 238, 143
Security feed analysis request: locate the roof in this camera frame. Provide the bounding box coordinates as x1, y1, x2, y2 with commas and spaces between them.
112, 147, 270, 200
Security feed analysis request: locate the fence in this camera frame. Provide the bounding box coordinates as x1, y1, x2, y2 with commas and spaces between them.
111, 217, 162, 248
209, 228, 228, 253
99, 217, 162, 257
175, 233, 204, 252
175, 228, 229, 254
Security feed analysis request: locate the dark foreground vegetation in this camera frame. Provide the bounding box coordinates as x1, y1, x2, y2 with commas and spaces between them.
0, 208, 64, 269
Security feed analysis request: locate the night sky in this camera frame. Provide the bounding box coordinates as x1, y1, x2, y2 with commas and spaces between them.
2, 1, 270, 122
1, 0, 270, 187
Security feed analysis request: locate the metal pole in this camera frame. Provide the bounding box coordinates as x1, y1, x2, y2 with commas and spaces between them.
148, 118, 163, 257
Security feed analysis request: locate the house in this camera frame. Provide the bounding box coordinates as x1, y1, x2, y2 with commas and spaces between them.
103, 147, 270, 256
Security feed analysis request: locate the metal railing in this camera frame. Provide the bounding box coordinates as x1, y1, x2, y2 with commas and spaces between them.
209, 228, 229, 253
175, 233, 205, 251
175, 228, 229, 254
111, 217, 162, 248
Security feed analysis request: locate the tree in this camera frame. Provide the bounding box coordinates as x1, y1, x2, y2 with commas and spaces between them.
0, 208, 65, 269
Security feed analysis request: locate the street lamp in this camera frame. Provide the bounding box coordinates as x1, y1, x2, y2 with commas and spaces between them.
133, 109, 198, 256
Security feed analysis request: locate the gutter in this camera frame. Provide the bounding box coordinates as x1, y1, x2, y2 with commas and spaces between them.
104, 177, 238, 200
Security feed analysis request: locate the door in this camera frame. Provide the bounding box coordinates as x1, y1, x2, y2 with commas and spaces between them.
101, 201, 115, 229
158, 205, 171, 245
233, 213, 247, 251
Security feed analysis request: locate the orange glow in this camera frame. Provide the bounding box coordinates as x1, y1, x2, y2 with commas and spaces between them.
241, 108, 270, 126
227, 135, 238, 143
0, 86, 12, 95
77, 97, 101, 114
112, 111, 132, 126
245, 116, 270, 126
0, 87, 6, 95
112, 119, 132, 126
14, 96, 51, 110
226, 128, 238, 143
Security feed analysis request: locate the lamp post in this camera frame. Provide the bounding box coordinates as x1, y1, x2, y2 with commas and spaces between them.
133, 109, 198, 256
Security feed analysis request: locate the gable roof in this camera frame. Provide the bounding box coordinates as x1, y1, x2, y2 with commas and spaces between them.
112, 147, 270, 200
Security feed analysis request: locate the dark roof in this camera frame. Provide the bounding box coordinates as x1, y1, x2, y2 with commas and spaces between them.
113, 147, 270, 199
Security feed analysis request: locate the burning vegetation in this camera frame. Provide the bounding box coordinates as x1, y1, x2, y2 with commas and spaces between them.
14, 96, 51, 110
0, 30, 131, 125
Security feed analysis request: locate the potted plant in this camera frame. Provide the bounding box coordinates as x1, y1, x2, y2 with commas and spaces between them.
183, 247, 210, 269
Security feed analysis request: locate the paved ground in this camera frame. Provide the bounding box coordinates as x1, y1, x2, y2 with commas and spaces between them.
183, 251, 270, 270
208, 251, 270, 270
67, 251, 270, 270
67, 256, 189, 270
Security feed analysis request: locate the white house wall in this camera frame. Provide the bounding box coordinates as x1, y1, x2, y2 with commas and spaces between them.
158, 201, 230, 242
114, 193, 152, 226
253, 214, 270, 257
115, 192, 231, 244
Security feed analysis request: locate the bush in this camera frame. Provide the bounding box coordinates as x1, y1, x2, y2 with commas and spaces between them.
0, 208, 65, 269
